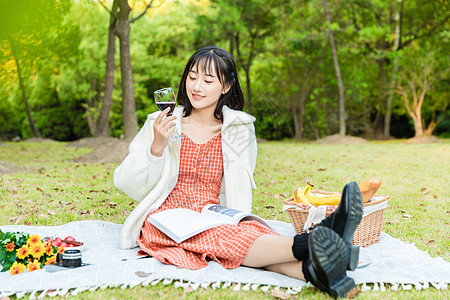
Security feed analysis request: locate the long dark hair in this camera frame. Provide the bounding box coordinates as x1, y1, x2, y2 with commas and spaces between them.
177, 46, 245, 122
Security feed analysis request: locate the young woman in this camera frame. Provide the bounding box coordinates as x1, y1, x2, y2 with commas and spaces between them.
114, 46, 362, 298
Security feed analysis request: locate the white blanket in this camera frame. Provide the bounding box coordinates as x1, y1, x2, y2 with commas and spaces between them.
0, 220, 449, 298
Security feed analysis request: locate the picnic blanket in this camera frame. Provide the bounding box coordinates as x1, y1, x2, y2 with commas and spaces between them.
0, 220, 449, 298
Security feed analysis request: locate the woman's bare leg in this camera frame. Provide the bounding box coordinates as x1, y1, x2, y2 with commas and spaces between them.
241, 235, 296, 267
265, 261, 305, 281
241, 235, 305, 280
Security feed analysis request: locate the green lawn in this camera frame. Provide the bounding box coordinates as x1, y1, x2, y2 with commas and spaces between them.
0, 139, 449, 299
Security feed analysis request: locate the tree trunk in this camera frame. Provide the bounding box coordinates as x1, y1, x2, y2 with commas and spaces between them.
245, 69, 252, 114
413, 115, 424, 137
312, 113, 320, 140
384, 58, 399, 137
10, 42, 40, 138
229, 34, 234, 57
374, 58, 389, 136
85, 78, 95, 136
424, 125, 434, 136
323, 0, 345, 136
116, 0, 138, 140
395, 82, 427, 137
413, 83, 426, 137
235, 34, 254, 115
291, 95, 305, 140
86, 77, 100, 136
292, 104, 301, 140
384, 0, 403, 137
297, 102, 305, 139
424, 113, 443, 136
96, 0, 119, 137
292, 67, 313, 140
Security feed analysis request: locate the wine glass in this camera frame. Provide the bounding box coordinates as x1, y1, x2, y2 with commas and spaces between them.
154, 87, 183, 141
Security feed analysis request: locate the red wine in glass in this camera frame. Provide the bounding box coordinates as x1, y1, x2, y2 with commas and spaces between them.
156, 102, 175, 116
154, 87, 183, 141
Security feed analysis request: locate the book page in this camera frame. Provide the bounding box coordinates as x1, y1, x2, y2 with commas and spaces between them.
202, 204, 272, 229
205, 205, 243, 217
147, 208, 232, 243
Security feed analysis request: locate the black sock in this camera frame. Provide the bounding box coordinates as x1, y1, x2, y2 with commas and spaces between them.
301, 258, 314, 283
292, 233, 309, 261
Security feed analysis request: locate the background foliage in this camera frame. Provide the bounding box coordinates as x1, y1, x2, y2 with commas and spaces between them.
0, 0, 448, 141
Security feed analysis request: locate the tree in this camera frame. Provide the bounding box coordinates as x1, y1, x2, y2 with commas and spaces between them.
252, 0, 355, 140
394, 43, 449, 137
344, 0, 449, 137
95, 0, 120, 137
322, 0, 346, 136
383, 0, 402, 137
266, 1, 327, 140
207, 0, 277, 114
98, 0, 153, 140
55, 1, 112, 138
0, 0, 75, 138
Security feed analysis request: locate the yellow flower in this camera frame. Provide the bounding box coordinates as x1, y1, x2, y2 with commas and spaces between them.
57, 246, 65, 254
45, 242, 54, 256
5, 242, 15, 252
27, 259, 41, 272
9, 261, 26, 275
45, 254, 57, 265
28, 235, 41, 245
16, 245, 30, 259
29, 242, 45, 259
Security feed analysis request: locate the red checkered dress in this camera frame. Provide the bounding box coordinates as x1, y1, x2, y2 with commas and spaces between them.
137, 133, 278, 270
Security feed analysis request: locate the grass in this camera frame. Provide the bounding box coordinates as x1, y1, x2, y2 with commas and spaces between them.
0, 139, 449, 299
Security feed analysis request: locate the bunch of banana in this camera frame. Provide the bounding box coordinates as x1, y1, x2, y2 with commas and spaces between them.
293, 181, 341, 206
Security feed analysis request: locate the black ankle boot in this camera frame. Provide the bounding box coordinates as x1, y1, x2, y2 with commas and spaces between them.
303, 226, 359, 298
317, 181, 364, 271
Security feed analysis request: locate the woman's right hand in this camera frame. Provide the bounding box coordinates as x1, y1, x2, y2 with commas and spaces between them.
151, 107, 177, 157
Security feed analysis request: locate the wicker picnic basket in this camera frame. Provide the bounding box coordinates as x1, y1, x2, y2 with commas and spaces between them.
283, 194, 389, 247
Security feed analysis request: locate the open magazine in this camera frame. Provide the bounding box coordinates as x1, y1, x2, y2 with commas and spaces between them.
147, 204, 272, 243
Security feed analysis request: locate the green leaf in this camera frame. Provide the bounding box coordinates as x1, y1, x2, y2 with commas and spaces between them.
7, 252, 16, 264
0, 246, 6, 261
1, 262, 12, 272
330, 22, 339, 31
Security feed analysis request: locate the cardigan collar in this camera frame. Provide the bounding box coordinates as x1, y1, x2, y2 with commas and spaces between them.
221, 106, 255, 130
148, 105, 255, 132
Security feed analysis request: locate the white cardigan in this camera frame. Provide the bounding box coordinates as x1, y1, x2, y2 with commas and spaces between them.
114, 105, 258, 249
